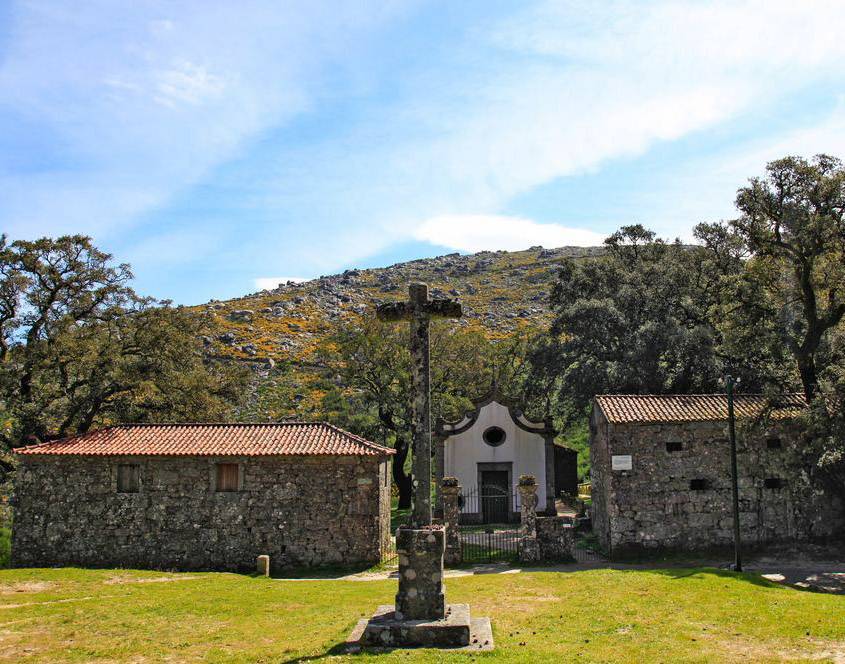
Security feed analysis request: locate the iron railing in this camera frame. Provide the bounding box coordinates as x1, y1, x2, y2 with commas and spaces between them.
458, 485, 520, 525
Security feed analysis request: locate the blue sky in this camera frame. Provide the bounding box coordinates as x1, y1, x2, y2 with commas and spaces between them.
2, 1, 845, 304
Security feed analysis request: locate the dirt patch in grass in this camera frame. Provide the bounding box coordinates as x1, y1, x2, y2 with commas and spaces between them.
103, 575, 198, 585
778, 640, 845, 663
506, 594, 561, 603
0, 581, 54, 594
0, 596, 96, 610
713, 633, 845, 663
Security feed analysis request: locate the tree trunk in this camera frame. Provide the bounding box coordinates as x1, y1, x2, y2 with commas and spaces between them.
392, 437, 413, 509
797, 352, 818, 402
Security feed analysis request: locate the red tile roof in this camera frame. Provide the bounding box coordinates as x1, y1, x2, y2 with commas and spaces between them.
594, 394, 807, 424
14, 423, 395, 457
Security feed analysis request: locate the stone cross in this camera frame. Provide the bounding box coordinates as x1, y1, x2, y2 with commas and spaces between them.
377, 283, 462, 527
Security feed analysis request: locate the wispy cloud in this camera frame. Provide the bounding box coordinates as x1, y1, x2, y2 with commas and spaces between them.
415, 215, 605, 253
251, 0, 845, 275
0, 1, 412, 241
3, 1, 845, 303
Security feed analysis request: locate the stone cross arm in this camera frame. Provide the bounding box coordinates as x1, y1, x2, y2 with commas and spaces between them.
375, 282, 462, 528
376, 298, 463, 321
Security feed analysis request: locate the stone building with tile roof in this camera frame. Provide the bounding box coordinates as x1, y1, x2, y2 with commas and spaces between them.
590, 394, 844, 556
12, 423, 394, 572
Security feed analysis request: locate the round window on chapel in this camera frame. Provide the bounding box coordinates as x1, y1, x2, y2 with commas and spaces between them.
483, 426, 507, 447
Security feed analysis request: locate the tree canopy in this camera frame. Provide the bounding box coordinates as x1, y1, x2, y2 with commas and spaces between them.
317, 318, 535, 507
531, 154, 845, 488
0, 235, 248, 461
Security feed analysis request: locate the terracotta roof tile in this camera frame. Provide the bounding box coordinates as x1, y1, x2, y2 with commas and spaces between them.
594, 394, 807, 424
14, 422, 395, 457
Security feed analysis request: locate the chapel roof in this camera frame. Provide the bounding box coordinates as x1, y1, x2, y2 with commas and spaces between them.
435, 389, 556, 437
594, 393, 807, 425
14, 422, 395, 457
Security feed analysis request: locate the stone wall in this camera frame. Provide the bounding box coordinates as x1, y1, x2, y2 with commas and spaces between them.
590, 407, 845, 555
12, 454, 391, 572
536, 517, 575, 562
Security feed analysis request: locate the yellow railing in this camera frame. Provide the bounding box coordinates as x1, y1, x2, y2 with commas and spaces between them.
577, 482, 591, 499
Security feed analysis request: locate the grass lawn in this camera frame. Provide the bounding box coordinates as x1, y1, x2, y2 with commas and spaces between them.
0, 527, 9, 569
1, 566, 843, 662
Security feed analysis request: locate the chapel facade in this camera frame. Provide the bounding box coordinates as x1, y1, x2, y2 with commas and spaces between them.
434, 391, 577, 522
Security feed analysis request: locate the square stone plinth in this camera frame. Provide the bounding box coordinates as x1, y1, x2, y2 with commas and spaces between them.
359, 603, 473, 648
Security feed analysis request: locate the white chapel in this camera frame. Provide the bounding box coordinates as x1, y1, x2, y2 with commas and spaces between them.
434, 390, 575, 522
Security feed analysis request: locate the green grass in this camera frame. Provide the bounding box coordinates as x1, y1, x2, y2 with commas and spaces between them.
390, 504, 410, 532
0, 526, 9, 568
0, 500, 9, 569
0, 566, 843, 662
560, 420, 591, 482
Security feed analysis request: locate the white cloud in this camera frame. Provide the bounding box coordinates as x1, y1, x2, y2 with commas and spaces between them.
0, 2, 413, 241
257, 0, 845, 272
419, 0, 845, 206
6, 0, 845, 301
639, 98, 845, 238
153, 61, 225, 107
414, 215, 605, 253
254, 276, 308, 291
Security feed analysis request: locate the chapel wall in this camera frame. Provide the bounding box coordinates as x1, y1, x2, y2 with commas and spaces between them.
444, 401, 548, 508
11, 454, 387, 572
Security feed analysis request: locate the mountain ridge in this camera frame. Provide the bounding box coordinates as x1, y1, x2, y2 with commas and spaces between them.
195, 244, 606, 418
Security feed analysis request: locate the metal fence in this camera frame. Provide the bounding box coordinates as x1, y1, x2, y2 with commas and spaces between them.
459, 526, 520, 563
381, 534, 398, 566
458, 485, 520, 524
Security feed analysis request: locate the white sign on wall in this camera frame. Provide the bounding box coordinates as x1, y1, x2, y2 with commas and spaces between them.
612, 454, 633, 471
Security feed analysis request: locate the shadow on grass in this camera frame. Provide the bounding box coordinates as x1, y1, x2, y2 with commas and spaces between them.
271, 560, 387, 579
644, 566, 786, 590
280, 643, 353, 663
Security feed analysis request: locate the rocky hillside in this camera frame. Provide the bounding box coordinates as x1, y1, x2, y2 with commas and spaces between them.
196, 245, 605, 418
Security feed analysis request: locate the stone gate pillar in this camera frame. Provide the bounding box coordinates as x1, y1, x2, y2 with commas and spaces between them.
441, 477, 462, 565
517, 475, 540, 562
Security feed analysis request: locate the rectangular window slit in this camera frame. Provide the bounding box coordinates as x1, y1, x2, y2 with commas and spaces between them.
665, 441, 683, 452
764, 478, 785, 489
766, 437, 782, 450
117, 464, 140, 493
216, 463, 240, 492
689, 478, 710, 491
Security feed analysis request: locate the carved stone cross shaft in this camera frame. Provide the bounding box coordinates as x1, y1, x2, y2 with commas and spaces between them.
377, 283, 462, 527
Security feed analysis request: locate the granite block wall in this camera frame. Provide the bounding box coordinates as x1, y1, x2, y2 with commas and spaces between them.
12, 454, 391, 572
590, 407, 844, 555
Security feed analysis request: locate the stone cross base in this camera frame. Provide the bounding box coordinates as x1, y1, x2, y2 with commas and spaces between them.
360, 603, 471, 648
351, 525, 494, 650
350, 604, 494, 651
395, 526, 446, 620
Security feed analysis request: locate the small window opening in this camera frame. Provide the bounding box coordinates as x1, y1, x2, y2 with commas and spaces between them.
689, 478, 710, 491
764, 477, 785, 489
216, 463, 240, 492
766, 437, 782, 450
117, 464, 140, 493
666, 441, 683, 452
482, 426, 506, 447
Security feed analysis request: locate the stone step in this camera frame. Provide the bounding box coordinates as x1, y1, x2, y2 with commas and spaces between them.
360, 603, 472, 648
